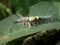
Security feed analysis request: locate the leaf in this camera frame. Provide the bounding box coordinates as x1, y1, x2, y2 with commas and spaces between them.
0, 1, 60, 45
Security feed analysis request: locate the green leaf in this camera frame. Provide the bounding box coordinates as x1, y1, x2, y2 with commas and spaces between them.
0, 1, 60, 45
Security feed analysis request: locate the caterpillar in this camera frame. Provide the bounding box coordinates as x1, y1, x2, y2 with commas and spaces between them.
14, 14, 56, 27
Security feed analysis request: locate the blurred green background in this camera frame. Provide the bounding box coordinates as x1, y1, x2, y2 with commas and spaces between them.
0, 0, 60, 20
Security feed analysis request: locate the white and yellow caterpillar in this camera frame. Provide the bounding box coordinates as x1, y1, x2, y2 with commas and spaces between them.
14, 14, 56, 27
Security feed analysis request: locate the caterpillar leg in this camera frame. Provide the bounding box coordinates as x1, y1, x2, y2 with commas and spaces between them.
28, 22, 31, 27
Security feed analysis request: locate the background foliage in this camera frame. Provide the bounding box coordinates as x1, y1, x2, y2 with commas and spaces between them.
0, 0, 60, 20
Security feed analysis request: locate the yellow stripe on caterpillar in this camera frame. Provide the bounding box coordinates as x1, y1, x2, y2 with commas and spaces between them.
35, 16, 39, 19
29, 16, 35, 21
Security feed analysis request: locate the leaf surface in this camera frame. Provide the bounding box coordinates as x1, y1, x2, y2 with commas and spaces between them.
0, 1, 60, 45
